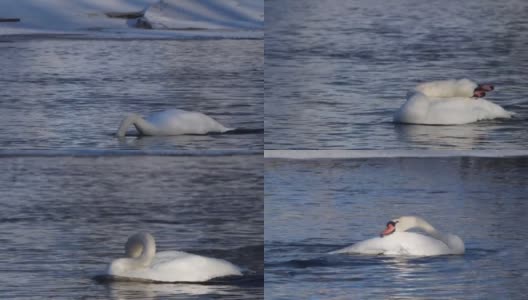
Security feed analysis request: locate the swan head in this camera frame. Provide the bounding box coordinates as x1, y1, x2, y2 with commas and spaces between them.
124, 232, 156, 260
473, 83, 494, 98
380, 216, 427, 237
125, 232, 153, 258
107, 232, 157, 276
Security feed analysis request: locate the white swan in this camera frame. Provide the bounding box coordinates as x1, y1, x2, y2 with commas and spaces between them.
117, 109, 233, 137
107, 232, 242, 282
330, 216, 465, 256
393, 79, 514, 125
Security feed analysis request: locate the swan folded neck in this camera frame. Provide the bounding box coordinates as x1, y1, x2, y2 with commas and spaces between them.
119, 232, 157, 268
117, 114, 139, 137
117, 114, 158, 136
414, 218, 463, 252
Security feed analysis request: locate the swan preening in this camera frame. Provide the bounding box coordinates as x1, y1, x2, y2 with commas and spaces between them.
117, 109, 233, 137
393, 79, 514, 125
330, 216, 465, 256
107, 232, 242, 282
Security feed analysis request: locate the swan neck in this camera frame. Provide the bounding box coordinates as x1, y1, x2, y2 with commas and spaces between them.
117, 114, 140, 137
415, 218, 449, 244
126, 233, 156, 267
117, 114, 158, 136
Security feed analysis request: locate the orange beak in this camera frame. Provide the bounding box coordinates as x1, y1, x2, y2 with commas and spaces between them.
380, 222, 396, 237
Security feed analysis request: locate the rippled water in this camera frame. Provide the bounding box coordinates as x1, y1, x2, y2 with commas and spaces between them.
0, 155, 263, 299
265, 157, 528, 299
265, 0, 528, 149
0, 38, 263, 150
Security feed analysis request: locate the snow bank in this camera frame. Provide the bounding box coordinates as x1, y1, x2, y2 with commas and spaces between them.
0, 0, 263, 39
142, 0, 263, 30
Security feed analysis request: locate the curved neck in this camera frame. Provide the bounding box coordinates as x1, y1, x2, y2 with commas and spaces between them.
125, 232, 156, 267
414, 218, 449, 244
117, 114, 158, 136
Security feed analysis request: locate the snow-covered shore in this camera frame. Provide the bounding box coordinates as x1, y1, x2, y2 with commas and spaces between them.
0, 0, 263, 39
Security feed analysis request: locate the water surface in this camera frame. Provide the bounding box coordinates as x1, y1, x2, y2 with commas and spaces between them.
0, 154, 263, 299
0, 38, 263, 150
265, 0, 528, 149
265, 156, 528, 299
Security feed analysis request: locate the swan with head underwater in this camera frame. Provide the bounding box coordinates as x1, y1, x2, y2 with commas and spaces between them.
393, 78, 514, 125
329, 216, 465, 256
106, 232, 242, 282
117, 109, 234, 137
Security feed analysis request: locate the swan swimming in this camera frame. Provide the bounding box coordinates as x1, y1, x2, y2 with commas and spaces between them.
393, 79, 514, 125
329, 216, 465, 256
117, 109, 233, 137
107, 232, 242, 282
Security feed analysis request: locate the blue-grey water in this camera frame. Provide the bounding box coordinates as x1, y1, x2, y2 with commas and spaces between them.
0, 154, 263, 299
265, 156, 528, 299
265, 0, 528, 149
0, 38, 262, 150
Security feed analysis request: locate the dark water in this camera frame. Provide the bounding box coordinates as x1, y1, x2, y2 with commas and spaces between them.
265, 156, 528, 299
0, 38, 263, 150
0, 155, 263, 299
265, 0, 528, 149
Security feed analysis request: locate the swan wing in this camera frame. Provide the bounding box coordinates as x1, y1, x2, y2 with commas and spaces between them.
148, 251, 242, 282
425, 98, 513, 124
146, 109, 231, 135
330, 232, 455, 256
394, 95, 513, 125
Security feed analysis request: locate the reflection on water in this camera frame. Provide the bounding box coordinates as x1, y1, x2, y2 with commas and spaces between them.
265, 157, 528, 299
0, 155, 263, 299
107, 281, 235, 299
393, 118, 523, 150
265, 0, 528, 150
393, 123, 487, 149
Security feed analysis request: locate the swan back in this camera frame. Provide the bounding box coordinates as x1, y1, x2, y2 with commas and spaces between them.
117, 109, 233, 136
145, 109, 232, 135
331, 232, 453, 256
330, 216, 465, 256
150, 251, 243, 282
394, 79, 513, 125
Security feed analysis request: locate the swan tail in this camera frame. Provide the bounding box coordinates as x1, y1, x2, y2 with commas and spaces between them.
117, 114, 140, 137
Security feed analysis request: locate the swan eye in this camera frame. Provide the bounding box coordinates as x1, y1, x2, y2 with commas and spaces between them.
386, 221, 396, 227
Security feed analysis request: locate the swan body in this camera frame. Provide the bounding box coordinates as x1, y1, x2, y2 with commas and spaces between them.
117, 109, 233, 136
330, 216, 465, 256
393, 79, 513, 125
107, 232, 242, 282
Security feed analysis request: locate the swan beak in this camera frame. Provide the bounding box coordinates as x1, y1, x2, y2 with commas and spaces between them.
473, 84, 494, 98
473, 89, 486, 98
380, 223, 396, 237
